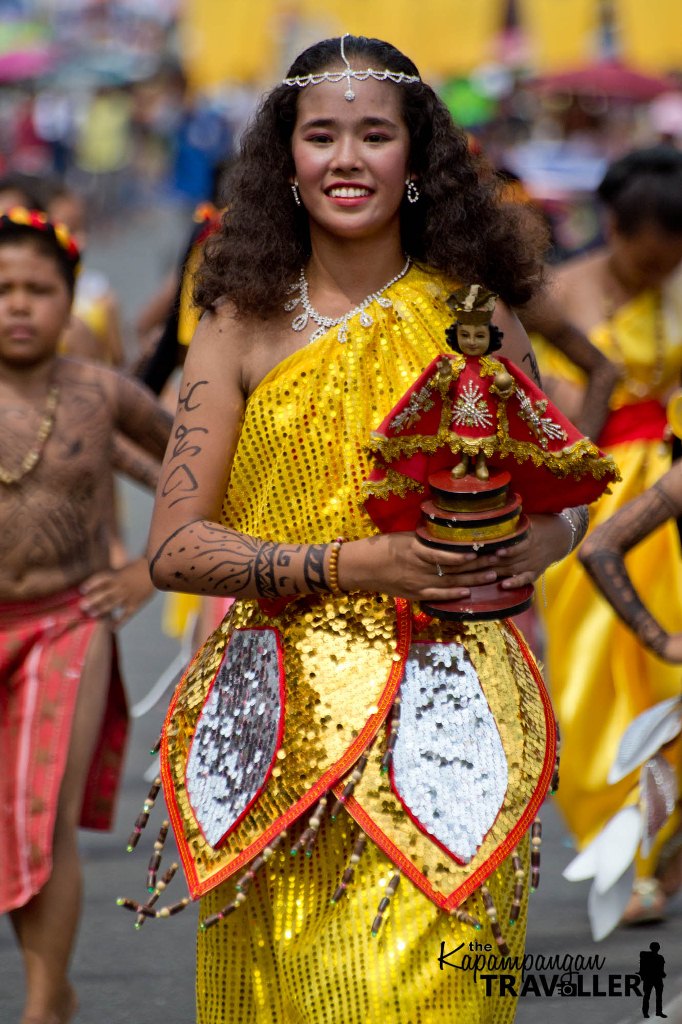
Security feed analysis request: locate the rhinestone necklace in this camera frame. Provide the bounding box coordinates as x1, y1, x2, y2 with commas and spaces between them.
0, 385, 59, 486
285, 257, 412, 344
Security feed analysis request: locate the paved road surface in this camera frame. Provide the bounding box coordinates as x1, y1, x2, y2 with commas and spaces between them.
1, 204, 680, 1023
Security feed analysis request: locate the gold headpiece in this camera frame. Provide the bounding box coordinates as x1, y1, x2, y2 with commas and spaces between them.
282, 34, 421, 102
447, 284, 497, 325
0, 206, 81, 268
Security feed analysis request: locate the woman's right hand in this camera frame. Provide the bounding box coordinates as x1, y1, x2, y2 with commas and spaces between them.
337, 532, 501, 604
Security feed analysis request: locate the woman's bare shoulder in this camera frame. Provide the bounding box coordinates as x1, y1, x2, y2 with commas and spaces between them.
174, 299, 295, 406
553, 249, 606, 290
547, 249, 607, 319
194, 298, 248, 345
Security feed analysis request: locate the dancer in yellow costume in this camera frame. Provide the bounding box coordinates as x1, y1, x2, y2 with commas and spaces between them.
535, 145, 682, 925
146, 36, 578, 1024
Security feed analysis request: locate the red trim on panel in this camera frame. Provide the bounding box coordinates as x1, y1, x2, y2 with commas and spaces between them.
163, 599, 412, 899
339, 621, 556, 910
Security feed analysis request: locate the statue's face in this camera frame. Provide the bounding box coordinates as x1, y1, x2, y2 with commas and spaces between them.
456, 322, 490, 357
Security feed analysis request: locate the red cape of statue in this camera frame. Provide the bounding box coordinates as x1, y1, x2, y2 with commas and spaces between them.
363, 353, 620, 533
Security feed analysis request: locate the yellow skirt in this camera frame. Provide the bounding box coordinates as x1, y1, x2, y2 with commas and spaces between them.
197, 814, 528, 1024
541, 438, 682, 870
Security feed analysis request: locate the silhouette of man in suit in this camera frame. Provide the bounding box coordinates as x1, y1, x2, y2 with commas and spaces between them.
639, 941, 667, 1018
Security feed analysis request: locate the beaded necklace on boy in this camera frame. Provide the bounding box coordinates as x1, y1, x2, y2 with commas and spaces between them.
0, 386, 59, 485
285, 257, 412, 344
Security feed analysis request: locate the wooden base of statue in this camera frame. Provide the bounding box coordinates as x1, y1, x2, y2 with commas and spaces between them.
417, 467, 534, 621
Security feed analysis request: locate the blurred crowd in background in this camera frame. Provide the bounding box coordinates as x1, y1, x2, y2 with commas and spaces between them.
1, 0, 681, 263
0, 0, 240, 219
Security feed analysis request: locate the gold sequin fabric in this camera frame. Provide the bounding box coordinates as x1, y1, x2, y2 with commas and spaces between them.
220, 265, 455, 543
197, 815, 529, 1024
162, 601, 553, 906
163, 594, 409, 896
160, 265, 555, 1022
343, 619, 552, 908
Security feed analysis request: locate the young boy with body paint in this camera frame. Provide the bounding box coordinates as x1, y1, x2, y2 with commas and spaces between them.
0, 208, 172, 1024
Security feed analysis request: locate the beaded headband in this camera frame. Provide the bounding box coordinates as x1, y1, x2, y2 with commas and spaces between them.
282, 34, 421, 102
0, 207, 81, 267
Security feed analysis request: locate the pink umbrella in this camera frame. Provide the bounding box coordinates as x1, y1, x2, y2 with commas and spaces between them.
0, 47, 58, 83
529, 59, 676, 101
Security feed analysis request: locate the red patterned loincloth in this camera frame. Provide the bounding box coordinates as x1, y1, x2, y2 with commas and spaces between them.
0, 588, 128, 913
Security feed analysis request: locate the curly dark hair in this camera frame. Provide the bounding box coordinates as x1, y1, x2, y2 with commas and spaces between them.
597, 144, 682, 236
196, 35, 547, 316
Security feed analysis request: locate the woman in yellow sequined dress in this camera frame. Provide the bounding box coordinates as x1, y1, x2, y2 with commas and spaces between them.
147, 36, 578, 1024
535, 146, 682, 926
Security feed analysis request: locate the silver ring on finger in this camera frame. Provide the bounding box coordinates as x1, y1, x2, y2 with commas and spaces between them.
435, 563, 444, 577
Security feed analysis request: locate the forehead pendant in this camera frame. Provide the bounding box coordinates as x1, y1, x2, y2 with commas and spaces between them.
281, 33, 421, 101
340, 34, 356, 101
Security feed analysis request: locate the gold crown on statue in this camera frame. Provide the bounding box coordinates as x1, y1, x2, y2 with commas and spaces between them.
447, 284, 498, 325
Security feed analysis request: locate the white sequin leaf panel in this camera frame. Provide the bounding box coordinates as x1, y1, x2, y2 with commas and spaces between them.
391, 642, 508, 863
186, 628, 284, 848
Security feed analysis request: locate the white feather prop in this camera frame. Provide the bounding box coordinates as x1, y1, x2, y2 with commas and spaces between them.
563, 840, 600, 882
588, 865, 635, 942
608, 697, 682, 784
563, 805, 642, 888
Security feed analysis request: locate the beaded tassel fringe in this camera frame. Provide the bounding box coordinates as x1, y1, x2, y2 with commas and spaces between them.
480, 884, 509, 956
117, 894, 190, 922
371, 870, 401, 936
119, 736, 543, 939
135, 863, 179, 929
449, 904, 482, 930
126, 776, 161, 852
200, 830, 288, 930
118, 776, 191, 926
380, 697, 401, 774
330, 754, 370, 819
551, 722, 561, 795
291, 795, 328, 857
331, 831, 367, 905
147, 820, 169, 891
530, 818, 542, 891
509, 848, 524, 925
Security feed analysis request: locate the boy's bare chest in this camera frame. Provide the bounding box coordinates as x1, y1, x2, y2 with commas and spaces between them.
0, 384, 113, 493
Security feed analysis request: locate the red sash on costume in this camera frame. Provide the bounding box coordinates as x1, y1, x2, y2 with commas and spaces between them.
0, 588, 128, 913
598, 400, 668, 449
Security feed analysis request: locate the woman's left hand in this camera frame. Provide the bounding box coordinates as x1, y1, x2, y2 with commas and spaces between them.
494, 514, 572, 590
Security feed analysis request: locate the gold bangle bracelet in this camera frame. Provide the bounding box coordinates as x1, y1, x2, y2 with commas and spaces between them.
327, 538, 345, 595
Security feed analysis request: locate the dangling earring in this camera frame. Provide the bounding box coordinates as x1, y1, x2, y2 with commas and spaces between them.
291, 179, 301, 207
405, 178, 420, 204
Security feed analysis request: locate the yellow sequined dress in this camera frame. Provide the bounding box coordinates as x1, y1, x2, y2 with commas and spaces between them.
161, 265, 556, 1024
537, 291, 682, 869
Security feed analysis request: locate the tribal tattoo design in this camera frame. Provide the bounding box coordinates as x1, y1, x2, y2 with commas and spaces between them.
159, 380, 209, 509
579, 482, 678, 656
150, 520, 332, 599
